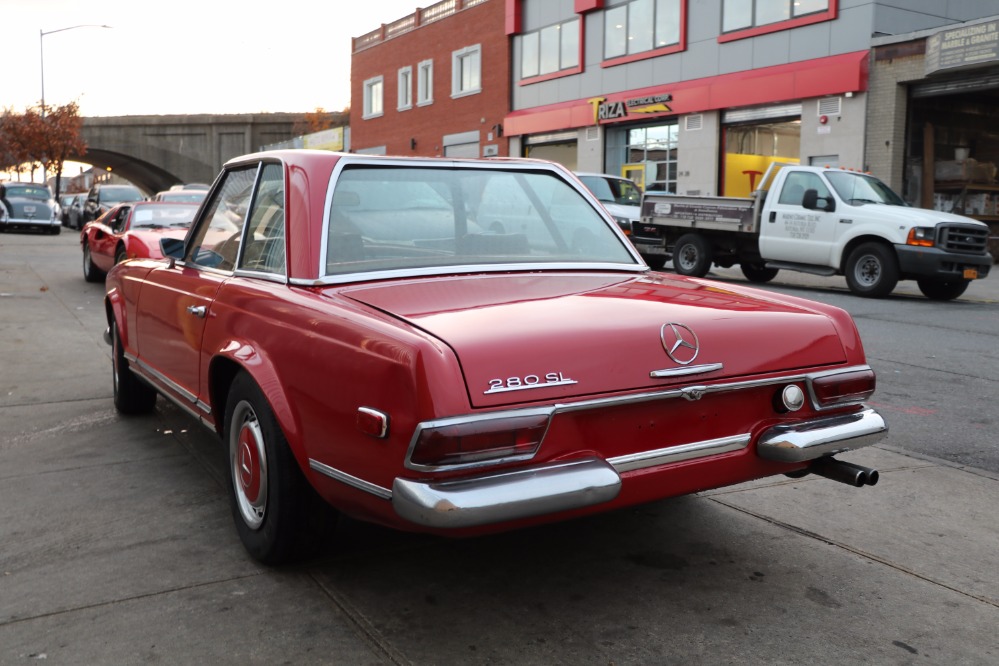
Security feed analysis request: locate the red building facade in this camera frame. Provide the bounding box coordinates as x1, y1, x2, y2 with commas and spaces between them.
349, 0, 510, 158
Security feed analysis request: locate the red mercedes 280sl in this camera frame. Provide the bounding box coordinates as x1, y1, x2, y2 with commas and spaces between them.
103, 150, 887, 564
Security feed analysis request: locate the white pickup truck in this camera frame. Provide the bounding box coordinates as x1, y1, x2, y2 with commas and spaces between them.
636, 163, 993, 299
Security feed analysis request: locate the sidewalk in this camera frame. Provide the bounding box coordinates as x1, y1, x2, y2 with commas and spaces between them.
1, 232, 997, 664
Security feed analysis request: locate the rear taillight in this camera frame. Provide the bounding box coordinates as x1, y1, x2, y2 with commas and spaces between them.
408, 411, 551, 470
810, 369, 876, 408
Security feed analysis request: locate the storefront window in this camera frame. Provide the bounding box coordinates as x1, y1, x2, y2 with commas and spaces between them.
607, 123, 679, 193
722, 120, 801, 196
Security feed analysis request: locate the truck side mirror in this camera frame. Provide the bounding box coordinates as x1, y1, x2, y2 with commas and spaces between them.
802, 189, 835, 212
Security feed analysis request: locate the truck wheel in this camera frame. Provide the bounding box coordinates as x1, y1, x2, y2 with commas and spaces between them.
740, 263, 779, 283
845, 243, 898, 298
672, 234, 713, 277
917, 278, 970, 301
642, 253, 667, 270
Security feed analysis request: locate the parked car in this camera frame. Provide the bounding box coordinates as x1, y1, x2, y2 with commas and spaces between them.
574, 172, 666, 268
59, 193, 78, 226
83, 183, 145, 225
153, 189, 208, 203
81, 201, 200, 282
103, 150, 887, 564
0, 182, 60, 234
66, 193, 88, 230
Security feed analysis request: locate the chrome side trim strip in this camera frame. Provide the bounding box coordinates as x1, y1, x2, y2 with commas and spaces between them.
132, 358, 198, 404
392, 457, 621, 529
608, 434, 751, 472
757, 408, 888, 463
650, 363, 724, 378
309, 458, 393, 500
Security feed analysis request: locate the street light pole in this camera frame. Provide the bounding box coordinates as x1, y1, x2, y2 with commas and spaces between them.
39, 24, 112, 116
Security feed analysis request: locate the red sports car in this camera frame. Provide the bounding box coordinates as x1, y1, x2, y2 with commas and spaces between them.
103, 150, 888, 564
81, 201, 200, 281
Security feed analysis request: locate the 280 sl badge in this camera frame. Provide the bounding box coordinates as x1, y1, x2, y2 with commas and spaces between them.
485, 372, 577, 394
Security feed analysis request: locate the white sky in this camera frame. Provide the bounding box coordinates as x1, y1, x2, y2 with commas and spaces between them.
4, 0, 425, 117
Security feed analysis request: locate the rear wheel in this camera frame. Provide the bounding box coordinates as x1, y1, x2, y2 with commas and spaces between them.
83, 244, 106, 282
672, 234, 713, 277
845, 242, 899, 298
111, 319, 157, 415
740, 262, 779, 283
917, 278, 970, 301
115, 245, 128, 265
225, 372, 335, 565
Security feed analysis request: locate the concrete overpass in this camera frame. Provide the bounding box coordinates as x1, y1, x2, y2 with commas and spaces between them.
75, 113, 310, 194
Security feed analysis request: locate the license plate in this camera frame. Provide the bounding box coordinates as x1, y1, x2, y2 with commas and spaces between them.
23, 205, 35, 213
963, 268, 978, 279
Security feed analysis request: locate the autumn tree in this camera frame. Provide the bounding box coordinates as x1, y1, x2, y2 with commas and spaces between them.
0, 102, 87, 197
292, 107, 348, 136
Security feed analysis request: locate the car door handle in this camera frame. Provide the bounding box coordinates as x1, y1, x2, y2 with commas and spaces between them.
186, 305, 207, 318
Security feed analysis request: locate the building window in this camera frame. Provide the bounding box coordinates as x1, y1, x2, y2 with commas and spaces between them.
398, 66, 412, 111
722, 0, 829, 33
363, 76, 383, 119
520, 18, 580, 80
604, 0, 681, 60
417, 59, 434, 106
452, 45, 481, 98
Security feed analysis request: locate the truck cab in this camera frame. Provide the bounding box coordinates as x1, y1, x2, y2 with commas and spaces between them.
641, 164, 992, 300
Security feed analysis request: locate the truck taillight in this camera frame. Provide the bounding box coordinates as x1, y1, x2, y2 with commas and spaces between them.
811, 369, 876, 408
906, 227, 935, 247
408, 412, 551, 470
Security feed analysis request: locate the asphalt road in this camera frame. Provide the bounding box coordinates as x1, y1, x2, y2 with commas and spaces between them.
2, 230, 997, 664
706, 264, 999, 474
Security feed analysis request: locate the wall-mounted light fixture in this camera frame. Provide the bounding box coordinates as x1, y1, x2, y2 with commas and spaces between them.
410, 137, 417, 150
492, 124, 503, 138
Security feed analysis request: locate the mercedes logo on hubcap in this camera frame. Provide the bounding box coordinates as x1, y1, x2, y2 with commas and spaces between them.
660, 322, 700, 365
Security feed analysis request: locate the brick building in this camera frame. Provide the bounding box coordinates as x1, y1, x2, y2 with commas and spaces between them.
351, 1, 999, 208
349, 0, 509, 158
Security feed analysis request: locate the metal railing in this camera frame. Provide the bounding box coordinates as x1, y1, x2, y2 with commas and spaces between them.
352, 0, 489, 52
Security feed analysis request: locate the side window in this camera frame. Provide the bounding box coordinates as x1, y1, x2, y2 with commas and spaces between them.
186, 166, 257, 271
778, 172, 827, 206
112, 206, 131, 233
239, 163, 286, 275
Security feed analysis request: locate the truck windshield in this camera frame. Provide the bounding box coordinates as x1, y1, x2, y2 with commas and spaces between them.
825, 171, 907, 206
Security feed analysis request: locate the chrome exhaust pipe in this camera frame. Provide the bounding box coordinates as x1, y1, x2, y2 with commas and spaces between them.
808, 457, 879, 487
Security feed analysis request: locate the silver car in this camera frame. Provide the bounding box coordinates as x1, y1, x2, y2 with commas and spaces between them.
0, 182, 60, 234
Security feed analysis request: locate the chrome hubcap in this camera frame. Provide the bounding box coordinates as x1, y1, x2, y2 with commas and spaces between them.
230, 401, 267, 530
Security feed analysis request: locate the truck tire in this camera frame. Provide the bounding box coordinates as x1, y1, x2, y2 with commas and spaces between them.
845, 242, 898, 298
917, 278, 970, 301
642, 253, 668, 270
740, 263, 779, 283
672, 234, 713, 277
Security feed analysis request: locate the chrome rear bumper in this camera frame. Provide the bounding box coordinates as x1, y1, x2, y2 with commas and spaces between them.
391, 407, 887, 529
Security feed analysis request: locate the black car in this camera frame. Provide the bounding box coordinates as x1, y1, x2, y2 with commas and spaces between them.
84, 183, 145, 224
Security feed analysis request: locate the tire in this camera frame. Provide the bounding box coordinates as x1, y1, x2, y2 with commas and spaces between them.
224, 372, 335, 565
917, 278, 970, 301
49, 225, 61, 235
115, 245, 128, 265
672, 233, 713, 277
642, 253, 668, 271
83, 243, 106, 282
740, 262, 779, 283
845, 242, 899, 298
111, 319, 157, 415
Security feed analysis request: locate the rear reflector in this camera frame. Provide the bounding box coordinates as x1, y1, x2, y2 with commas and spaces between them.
409, 412, 551, 470
811, 369, 876, 408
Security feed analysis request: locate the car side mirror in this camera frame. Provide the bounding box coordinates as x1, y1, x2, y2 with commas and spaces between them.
160, 237, 185, 261
802, 188, 835, 212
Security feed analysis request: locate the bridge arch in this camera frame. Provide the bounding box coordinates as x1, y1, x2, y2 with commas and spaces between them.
76, 113, 310, 194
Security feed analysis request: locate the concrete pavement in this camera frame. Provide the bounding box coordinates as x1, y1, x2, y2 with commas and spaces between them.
1, 230, 997, 664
